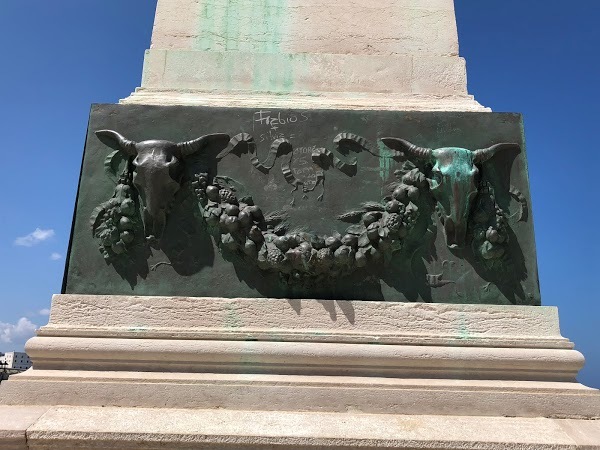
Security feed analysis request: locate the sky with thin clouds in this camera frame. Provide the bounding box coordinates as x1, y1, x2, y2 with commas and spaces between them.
14, 228, 55, 248
0, 0, 598, 388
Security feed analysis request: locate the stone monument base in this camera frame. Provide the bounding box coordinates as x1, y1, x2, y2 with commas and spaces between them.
122, 88, 488, 112
1, 295, 599, 448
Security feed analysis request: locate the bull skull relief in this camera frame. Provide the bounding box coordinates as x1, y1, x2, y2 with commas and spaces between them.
381, 138, 520, 249
96, 130, 229, 241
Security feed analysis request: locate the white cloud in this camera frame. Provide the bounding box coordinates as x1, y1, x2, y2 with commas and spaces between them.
38, 308, 51, 316
0, 318, 37, 345
50, 252, 62, 261
14, 228, 55, 247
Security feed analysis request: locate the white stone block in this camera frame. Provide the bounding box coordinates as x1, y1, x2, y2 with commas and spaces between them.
18, 406, 600, 449
0, 406, 49, 450
123, 0, 488, 110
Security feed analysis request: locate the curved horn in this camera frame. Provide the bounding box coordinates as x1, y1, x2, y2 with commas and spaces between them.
473, 143, 520, 164
381, 138, 432, 160
95, 130, 137, 157
177, 133, 230, 157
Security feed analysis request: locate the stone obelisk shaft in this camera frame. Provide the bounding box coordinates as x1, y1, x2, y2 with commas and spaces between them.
122, 0, 488, 111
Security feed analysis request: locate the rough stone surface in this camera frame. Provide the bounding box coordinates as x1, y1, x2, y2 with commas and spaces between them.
3, 370, 600, 419
150, 0, 460, 56
122, 0, 488, 110
16, 406, 600, 449
0, 406, 50, 450
1, 295, 598, 447
22, 336, 584, 379
22, 295, 581, 380
43, 295, 568, 348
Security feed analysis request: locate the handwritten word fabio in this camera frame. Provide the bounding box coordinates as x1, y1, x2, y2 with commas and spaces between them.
253, 110, 309, 130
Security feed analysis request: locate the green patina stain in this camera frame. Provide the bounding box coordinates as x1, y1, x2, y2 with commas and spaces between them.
282, 53, 294, 92
430, 148, 479, 230
128, 326, 148, 333
252, 54, 266, 92
457, 313, 470, 340
224, 303, 243, 329
198, 0, 290, 92
378, 141, 394, 186
224, 0, 241, 52
198, 1, 214, 51
268, 0, 285, 54
157, 0, 294, 95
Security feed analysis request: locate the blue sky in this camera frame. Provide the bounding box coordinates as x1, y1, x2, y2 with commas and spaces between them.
0, 1, 598, 387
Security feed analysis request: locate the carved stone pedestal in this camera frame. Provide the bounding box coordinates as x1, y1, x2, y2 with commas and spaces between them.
1, 295, 598, 449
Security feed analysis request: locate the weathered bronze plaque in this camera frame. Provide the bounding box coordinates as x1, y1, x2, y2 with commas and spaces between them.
63, 104, 540, 305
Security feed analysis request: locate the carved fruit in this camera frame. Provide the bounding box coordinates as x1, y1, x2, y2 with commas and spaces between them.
111, 241, 125, 254
384, 213, 401, 233
287, 234, 299, 248
219, 189, 237, 204
392, 185, 409, 202
480, 241, 504, 260
118, 216, 134, 231
402, 169, 428, 188
367, 224, 380, 242
362, 212, 379, 226
205, 212, 219, 226
225, 204, 239, 216
367, 246, 383, 263
285, 248, 302, 268
386, 200, 400, 213
263, 233, 277, 243
325, 236, 342, 251
407, 186, 420, 201
274, 236, 291, 252
266, 246, 285, 266
221, 233, 238, 250
237, 211, 251, 228
358, 233, 371, 248
334, 245, 355, 265
205, 185, 220, 201
245, 205, 264, 222
316, 247, 333, 262
248, 226, 263, 243
110, 228, 120, 242
397, 225, 408, 238
120, 231, 134, 244
378, 226, 389, 239
311, 235, 326, 250
355, 250, 367, 268
486, 227, 500, 243
244, 239, 258, 258
120, 199, 136, 216
100, 231, 112, 246
341, 234, 358, 248
224, 216, 239, 232
298, 242, 313, 254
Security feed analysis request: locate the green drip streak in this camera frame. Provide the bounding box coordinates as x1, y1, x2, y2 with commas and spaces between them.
378, 141, 394, 186
223, 0, 241, 51
282, 53, 294, 93
199, 1, 215, 51
457, 313, 471, 340
269, 0, 284, 54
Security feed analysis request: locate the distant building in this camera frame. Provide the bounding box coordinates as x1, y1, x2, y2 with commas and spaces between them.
0, 352, 32, 371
